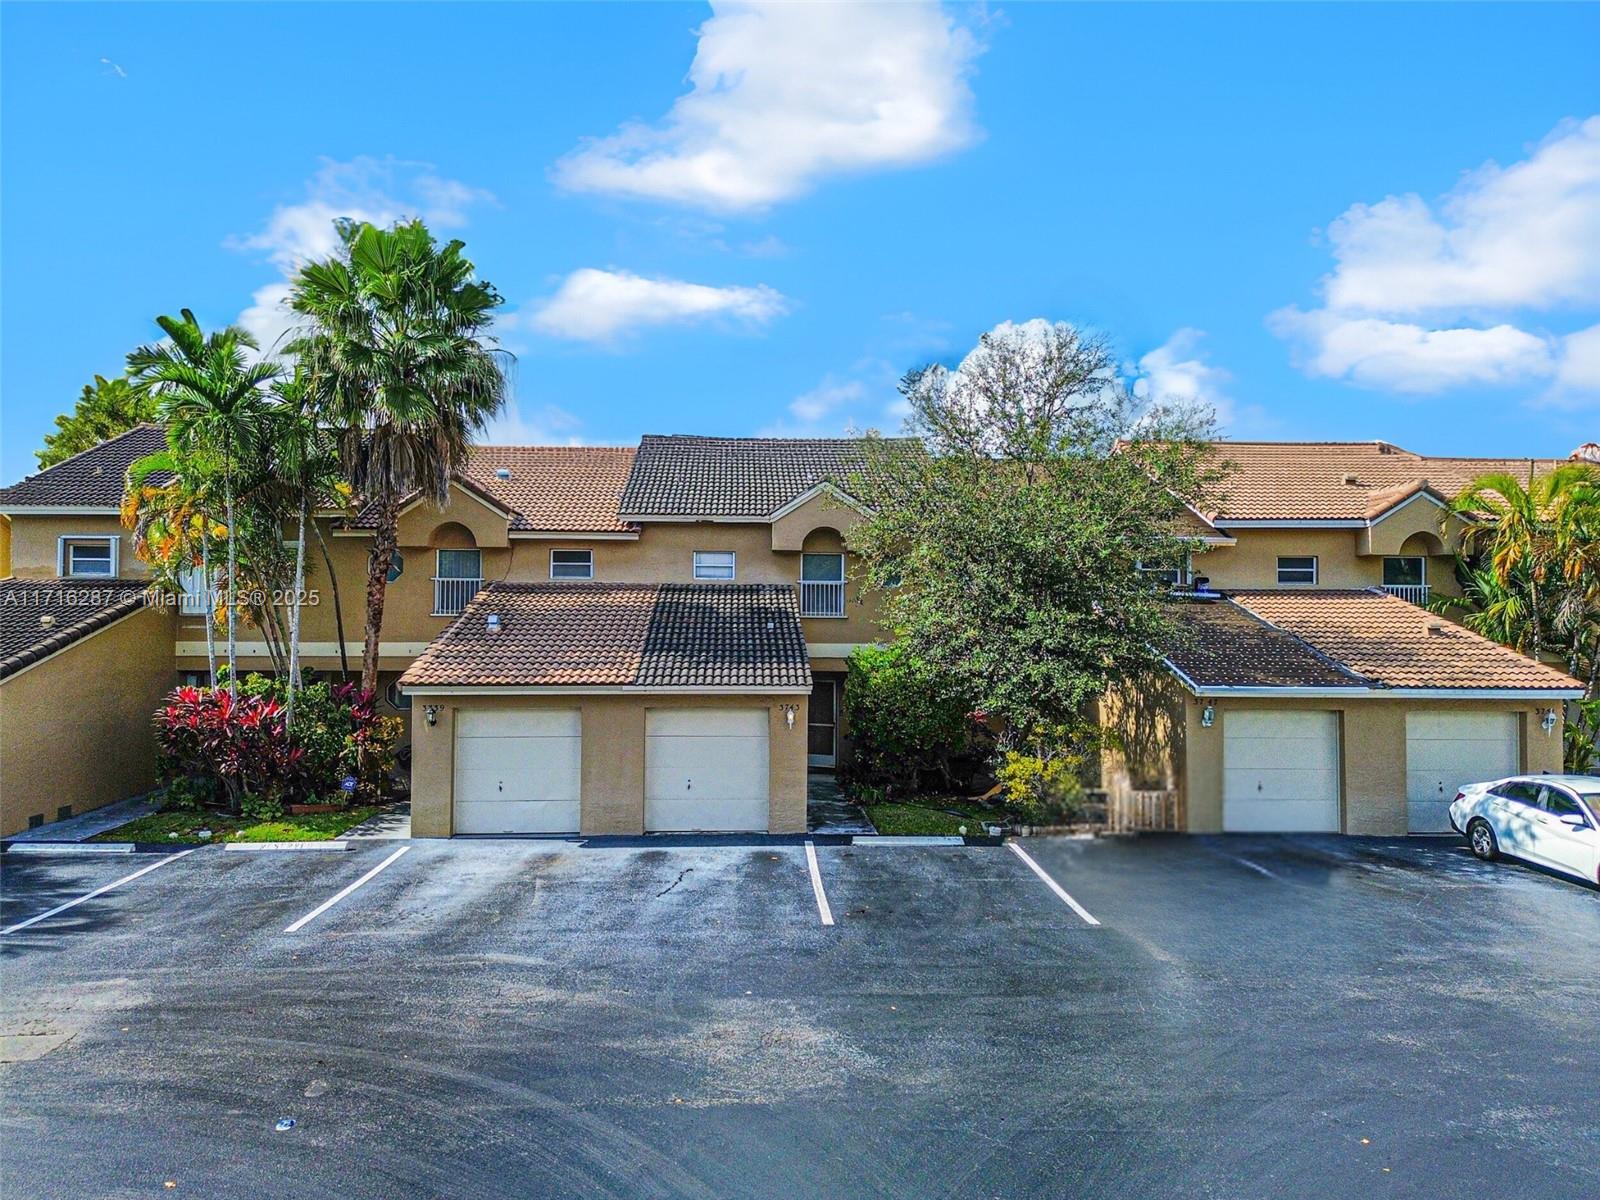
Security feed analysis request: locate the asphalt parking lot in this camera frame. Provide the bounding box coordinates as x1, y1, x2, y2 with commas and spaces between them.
1, 834, 1596, 1200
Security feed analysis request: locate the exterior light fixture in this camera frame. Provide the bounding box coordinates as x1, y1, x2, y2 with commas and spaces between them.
1540, 709, 1558, 735
781, 703, 799, 730
1200, 703, 1216, 728
424, 705, 440, 727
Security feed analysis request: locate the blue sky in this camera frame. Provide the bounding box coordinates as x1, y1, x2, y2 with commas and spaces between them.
3, 2, 1598, 484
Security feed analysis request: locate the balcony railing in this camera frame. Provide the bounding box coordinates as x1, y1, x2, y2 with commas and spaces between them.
799, 580, 846, 617
432, 576, 483, 616
1382, 583, 1430, 606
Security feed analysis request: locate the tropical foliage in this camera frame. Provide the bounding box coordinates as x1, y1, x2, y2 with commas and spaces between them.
37, 373, 158, 468
287, 218, 508, 694
840, 642, 987, 795
849, 321, 1218, 771
1436, 462, 1600, 768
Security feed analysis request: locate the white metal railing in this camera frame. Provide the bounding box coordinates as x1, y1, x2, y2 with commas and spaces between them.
432, 576, 483, 616
799, 580, 845, 617
1382, 583, 1430, 606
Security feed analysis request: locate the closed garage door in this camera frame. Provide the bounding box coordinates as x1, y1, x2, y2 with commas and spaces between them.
646, 709, 769, 832
1224, 710, 1340, 832
1406, 711, 1519, 833
453, 709, 581, 834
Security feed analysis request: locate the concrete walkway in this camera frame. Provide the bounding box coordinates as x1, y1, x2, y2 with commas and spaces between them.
806, 775, 875, 835
343, 802, 412, 839
3, 794, 158, 843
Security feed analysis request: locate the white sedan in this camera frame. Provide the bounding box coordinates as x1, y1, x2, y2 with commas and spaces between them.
1450, 774, 1600, 887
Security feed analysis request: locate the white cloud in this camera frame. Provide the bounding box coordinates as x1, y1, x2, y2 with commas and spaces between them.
553, 0, 984, 212
228, 157, 496, 354
1542, 323, 1600, 409
524, 268, 788, 344
1132, 328, 1276, 435
1274, 116, 1600, 404
480, 401, 584, 445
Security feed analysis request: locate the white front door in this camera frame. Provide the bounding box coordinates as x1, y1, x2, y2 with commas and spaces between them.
1223, 710, 1340, 832
645, 709, 770, 832
1405, 712, 1519, 833
453, 709, 582, 834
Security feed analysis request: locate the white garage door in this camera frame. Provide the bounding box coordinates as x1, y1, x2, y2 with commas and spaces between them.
1224, 710, 1341, 832
646, 709, 770, 832
453, 709, 581, 834
1406, 711, 1519, 833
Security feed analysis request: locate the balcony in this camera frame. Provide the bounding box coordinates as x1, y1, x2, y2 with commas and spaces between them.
1382, 583, 1430, 606
432, 576, 483, 616
799, 579, 846, 618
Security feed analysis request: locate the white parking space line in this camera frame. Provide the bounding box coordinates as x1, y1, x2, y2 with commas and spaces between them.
804, 841, 835, 927
1232, 855, 1278, 880
0, 848, 198, 936
1007, 842, 1101, 926
283, 846, 410, 934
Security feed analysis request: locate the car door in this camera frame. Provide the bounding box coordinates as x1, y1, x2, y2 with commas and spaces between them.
1534, 785, 1600, 883
1490, 782, 1545, 858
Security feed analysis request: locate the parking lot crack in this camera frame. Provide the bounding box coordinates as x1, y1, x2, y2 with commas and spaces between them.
656, 867, 694, 898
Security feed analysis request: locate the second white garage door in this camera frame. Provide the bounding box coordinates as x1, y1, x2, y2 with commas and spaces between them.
645, 709, 770, 832
1406, 711, 1519, 833
453, 709, 581, 834
1224, 710, 1341, 832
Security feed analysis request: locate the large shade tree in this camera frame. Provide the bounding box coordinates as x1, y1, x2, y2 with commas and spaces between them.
850, 320, 1218, 765
287, 219, 508, 694
129, 312, 281, 697
38, 373, 159, 468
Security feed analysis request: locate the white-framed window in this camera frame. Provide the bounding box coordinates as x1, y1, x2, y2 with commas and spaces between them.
693, 550, 736, 581
1276, 555, 1318, 585
1382, 556, 1426, 587
59, 536, 117, 578
177, 566, 211, 615
550, 548, 594, 580
1137, 553, 1191, 588
799, 552, 846, 616
432, 548, 483, 616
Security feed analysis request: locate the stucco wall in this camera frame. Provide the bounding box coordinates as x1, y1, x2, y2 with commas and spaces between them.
0, 603, 176, 836
7, 514, 148, 579
1197, 527, 1460, 598
409, 691, 810, 837
1178, 694, 1563, 835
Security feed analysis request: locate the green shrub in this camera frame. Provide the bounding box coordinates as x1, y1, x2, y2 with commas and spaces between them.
996, 743, 1088, 825
161, 776, 219, 812
240, 792, 285, 822
840, 643, 983, 795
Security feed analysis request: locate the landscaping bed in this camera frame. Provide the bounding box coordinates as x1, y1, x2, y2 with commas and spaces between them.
864, 798, 1011, 837
90, 804, 384, 845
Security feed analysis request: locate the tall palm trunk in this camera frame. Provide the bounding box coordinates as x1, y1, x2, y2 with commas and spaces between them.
361, 495, 401, 697
287, 496, 308, 728
312, 520, 350, 682
201, 538, 218, 685
224, 452, 239, 699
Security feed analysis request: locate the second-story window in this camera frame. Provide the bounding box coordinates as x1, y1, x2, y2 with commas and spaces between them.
693, 550, 736, 581
61, 536, 117, 578
550, 549, 594, 580
799, 553, 846, 616
433, 548, 483, 616
1276, 555, 1318, 585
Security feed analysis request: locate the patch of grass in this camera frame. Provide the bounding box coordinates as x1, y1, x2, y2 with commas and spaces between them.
864, 800, 1005, 836
90, 805, 383, 845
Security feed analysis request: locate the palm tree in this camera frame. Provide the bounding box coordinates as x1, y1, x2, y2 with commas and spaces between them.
129, 311, 281, 697
1451, 468, 1558, 658
287, 219, 508, 695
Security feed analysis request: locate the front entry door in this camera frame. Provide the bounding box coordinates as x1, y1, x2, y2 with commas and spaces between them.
808, 679, 837, 767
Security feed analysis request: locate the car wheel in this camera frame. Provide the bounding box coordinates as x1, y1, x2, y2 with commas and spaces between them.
1467, 818, 1499, 862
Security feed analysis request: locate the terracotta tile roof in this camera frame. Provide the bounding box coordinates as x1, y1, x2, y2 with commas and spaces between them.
398, 582, 811, 690
348, 446, 638, 534
1229, 588, 1582, 692
0, 578, 155, 680
0, 426, 169, 509
1164, 597, 1372, 690
619, 434, 914, 518
1202, 441, 1563, 522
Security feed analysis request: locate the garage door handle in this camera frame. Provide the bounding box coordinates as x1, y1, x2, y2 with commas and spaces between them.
686, 779, 692, 792
498, 781, 504, 792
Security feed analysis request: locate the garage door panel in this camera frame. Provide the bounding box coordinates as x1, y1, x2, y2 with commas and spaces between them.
1224, 710, 1340, 833
457, 709, 580, 739
1405, 711, 1518, 833
645, 708, 770, 832
453, 707, 582, 835
453, 798, 582, 835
